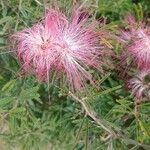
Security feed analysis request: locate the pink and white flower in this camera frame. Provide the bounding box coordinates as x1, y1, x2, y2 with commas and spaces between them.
118, 14, 150, 70
12, 9, 103, 92
128, 71, 150, 99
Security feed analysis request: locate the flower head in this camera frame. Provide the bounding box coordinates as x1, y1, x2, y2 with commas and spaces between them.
128, 71, 150, 100
118, 14, 150, 70
12, 9, 103, 92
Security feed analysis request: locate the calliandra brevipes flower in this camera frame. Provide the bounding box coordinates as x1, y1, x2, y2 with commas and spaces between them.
118, 14, 150, 70
12, 9, 104, 92
128, 71, 150, 100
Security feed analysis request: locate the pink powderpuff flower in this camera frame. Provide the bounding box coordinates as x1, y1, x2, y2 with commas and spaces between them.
128, 71, 150, 100
12, 9, 103, 92
118, 14, 150, 70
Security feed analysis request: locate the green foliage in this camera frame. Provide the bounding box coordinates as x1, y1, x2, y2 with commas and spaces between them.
98, 0, 133, 20
0, 0, 150, 150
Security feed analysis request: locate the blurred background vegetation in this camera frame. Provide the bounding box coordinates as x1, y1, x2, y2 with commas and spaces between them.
0, 0, 150, 150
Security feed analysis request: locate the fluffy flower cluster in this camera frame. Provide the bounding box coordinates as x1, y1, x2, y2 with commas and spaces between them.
118, 15, 150, 100
119, 15, 150, 70
128, 71, 150, 100
13, 9, 103, 92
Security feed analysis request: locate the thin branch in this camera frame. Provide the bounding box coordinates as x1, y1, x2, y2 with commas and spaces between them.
69, 92, 150, 149
69, 91, 116, 135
